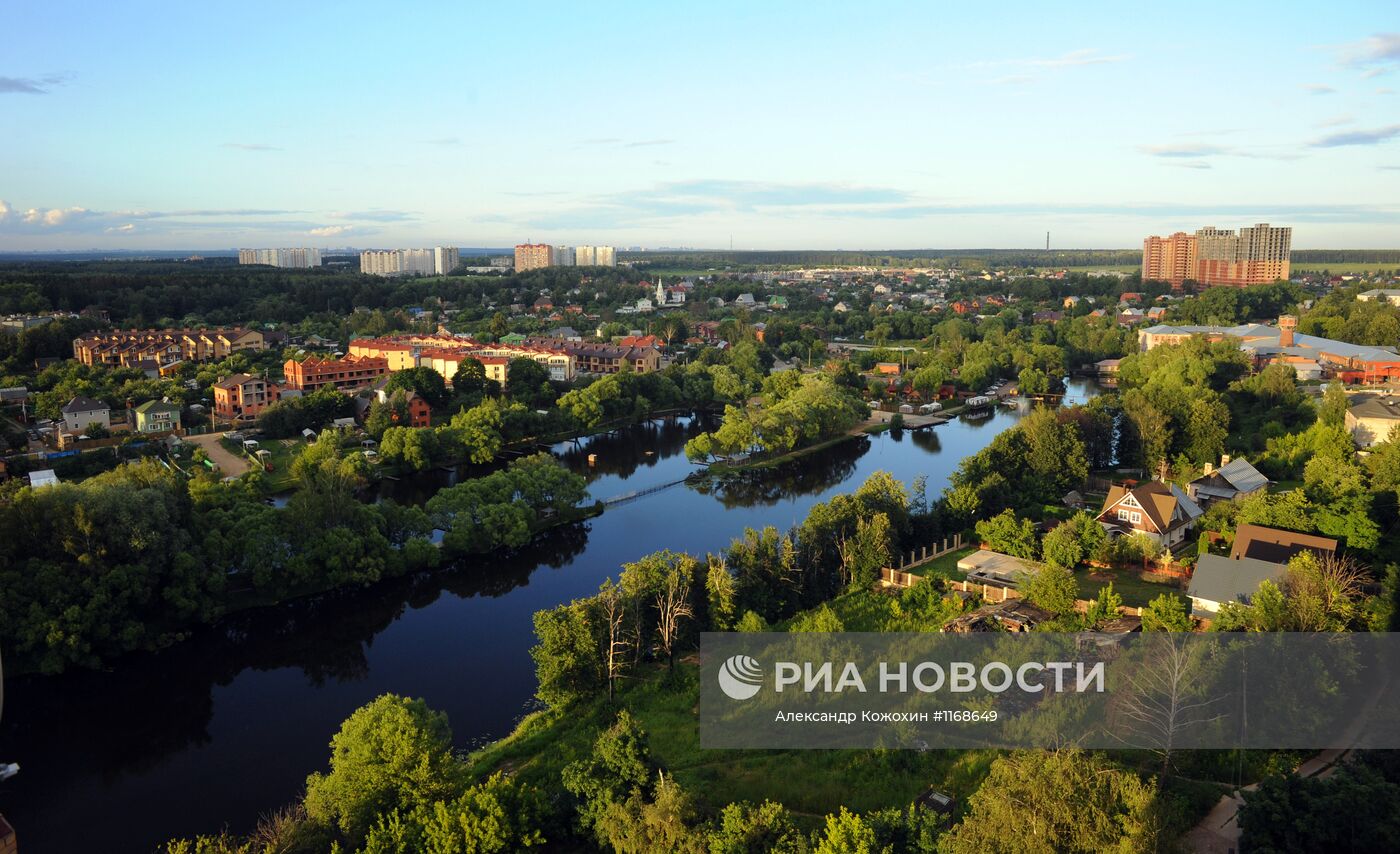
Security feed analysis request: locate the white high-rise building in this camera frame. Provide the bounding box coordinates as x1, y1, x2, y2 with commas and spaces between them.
572, 245, 615, 267
401, 248, 435, 276
359, 248, 452, 277
552, 245, 575, 267
238, 247, 322, 268
433, 246, 460, 275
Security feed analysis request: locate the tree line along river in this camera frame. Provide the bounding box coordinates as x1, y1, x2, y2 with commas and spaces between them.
0, 380, 1099, 853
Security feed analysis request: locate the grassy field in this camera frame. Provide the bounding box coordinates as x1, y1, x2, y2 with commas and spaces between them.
468, 662, 1000, 822
221, 435, 305, 491
469, 658, 1224, 838
1290, 262, 1400, 275
908, 545, 976, 580
1077, 567, 1186, 609
1035, 264, 1140, 274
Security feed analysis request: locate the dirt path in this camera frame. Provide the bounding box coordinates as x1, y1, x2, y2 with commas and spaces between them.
186, 433, 250, 477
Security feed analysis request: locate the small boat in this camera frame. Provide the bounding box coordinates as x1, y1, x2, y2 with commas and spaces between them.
0, 763, 18, 781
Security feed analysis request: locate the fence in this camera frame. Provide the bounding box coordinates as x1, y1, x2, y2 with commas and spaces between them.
879, 533, 967, 588
891, 532, 966, 571
946, 579, 1145, 616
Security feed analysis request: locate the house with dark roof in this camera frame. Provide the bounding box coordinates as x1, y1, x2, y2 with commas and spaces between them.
1229, 524, 1337, 564
1345, 394, 1400, 448
1187, 554, 1288, 618
1186, 456, 1268, 507
1095, 481, 1203, 548
60, 395, 110, 433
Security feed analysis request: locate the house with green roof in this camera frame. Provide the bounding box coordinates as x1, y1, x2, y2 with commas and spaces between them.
133, 399, 182, 433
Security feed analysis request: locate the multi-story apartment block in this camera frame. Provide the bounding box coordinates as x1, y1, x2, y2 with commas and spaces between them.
571, 245, 615, 267
1195, 223, 1291, 287
523, 337, 662, 375
213, 374, 280, 422
1141, 232, 1197, 290
432, 246, 460, 275
1141, 223, 1291, 289
514, 243, 553, 271
552, 245, 575, 267
73, 328, 265, 368
348, 333, 578, 384
359, 248, 451, 277
282, 355, 390, 393
238, 248, 323, 268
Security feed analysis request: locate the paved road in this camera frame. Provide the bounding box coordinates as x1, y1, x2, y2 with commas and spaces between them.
1184, 665, 1395, 852
185, 432, 250, 477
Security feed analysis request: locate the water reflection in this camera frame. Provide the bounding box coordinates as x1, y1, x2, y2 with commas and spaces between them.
1, 380, 1102, 853
694, 436, 867, 508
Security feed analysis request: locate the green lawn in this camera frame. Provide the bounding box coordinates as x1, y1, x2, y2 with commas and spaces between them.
908, 545, 975, 581
221, 436, 305, 491
1076, 568, 1186, 609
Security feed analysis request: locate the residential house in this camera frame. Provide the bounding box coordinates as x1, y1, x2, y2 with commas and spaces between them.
1229, 524, 1337, 564
618, 334, 664, 349
734, 293, 756, 307
283, 354, 389, 393
133, 399, 182, 433
61, 395, 110, 434
1185, 456, 1268, 507
213, 374, 280, 423
371, 387, 432, 428
768, 295, 789, 310
1095, 481, 1203, 548
1187, 554, 1288, 618
524, 337, 661, 375
1345, 394, 1400, 448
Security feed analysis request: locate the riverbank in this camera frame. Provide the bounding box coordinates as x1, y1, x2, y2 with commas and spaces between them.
0, 380, 1103, 852
7, 500, 606, 678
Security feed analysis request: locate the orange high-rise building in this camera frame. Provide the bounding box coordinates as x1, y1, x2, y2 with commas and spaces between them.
1142, 223, 1291, 289
1142, 232, 1197, 290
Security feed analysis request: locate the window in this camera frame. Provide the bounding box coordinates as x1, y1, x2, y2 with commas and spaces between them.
1116, 508, 1141, 525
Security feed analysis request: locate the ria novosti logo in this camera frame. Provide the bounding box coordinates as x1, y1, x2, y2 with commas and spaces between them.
717, 654, 763, 700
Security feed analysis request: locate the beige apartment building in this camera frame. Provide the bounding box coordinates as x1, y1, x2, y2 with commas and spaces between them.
514, 243, 553, 271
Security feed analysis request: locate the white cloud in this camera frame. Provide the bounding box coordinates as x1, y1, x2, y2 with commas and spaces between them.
22, 206, 90, 226
0, 200, 10, 221
1333, 33, 1400, 71
309, 225, 353, 237
105, 223, 136, 234
1301, 83, 1337, 95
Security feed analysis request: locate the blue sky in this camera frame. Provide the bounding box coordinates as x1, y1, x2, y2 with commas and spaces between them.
1, 1, 1398, 250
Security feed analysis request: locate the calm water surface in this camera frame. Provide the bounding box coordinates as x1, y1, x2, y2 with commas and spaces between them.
0, 381, 1097, 853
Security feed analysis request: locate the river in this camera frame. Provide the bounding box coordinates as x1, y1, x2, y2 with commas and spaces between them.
0, 380, 1098, 853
